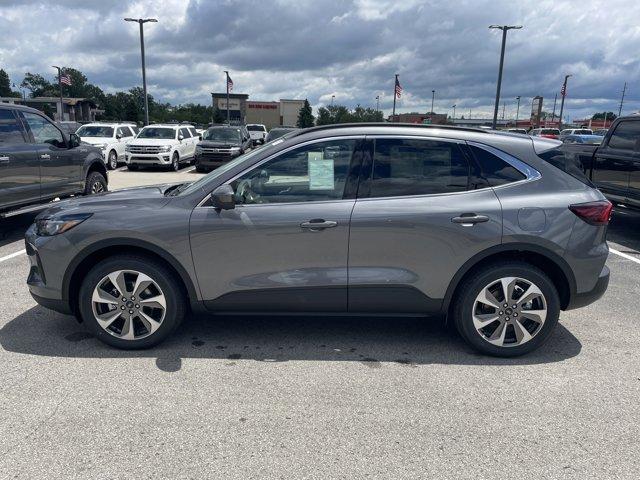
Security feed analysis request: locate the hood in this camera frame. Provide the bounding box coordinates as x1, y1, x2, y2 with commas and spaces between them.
36, 184, 182, 219
128, 138, 175, 146
198, 140, 241, 148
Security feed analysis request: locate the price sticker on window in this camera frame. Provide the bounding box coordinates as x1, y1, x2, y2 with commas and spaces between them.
308, 152, 334, 190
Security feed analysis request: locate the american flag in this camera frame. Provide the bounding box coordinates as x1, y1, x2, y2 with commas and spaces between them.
394, 77, 402, 98
60, 73, 72, 86
560, 82, 566, 97
227, 74, 233, 92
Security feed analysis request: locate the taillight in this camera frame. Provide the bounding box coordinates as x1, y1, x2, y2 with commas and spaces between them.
569, 200, 613, 226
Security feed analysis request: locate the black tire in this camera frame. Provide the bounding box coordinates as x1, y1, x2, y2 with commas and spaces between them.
195, 166, 208, 173
452, 261, 560, 357
84, 171, 107, 195
78, 255, 187, 349
107, 150, 118, 170
170, 152, 179, 171
127, 164, 138, 171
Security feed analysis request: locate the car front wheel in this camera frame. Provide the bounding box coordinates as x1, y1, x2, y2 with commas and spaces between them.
78, 255, 186, 349
107, 150, 118, 170
85, 171, 107, 195
452, 261, 560, 357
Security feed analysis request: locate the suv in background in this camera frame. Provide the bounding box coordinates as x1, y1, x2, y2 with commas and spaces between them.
265, 126, 299, 142
77, 122, 137, 170
246, 124, 267, 145
560, 128, 593, 140
0, 104, 107, 218
125, 124, 198, 171
26, 124, 610, 356
194, 125, 252, 172
530, 128, 560, 139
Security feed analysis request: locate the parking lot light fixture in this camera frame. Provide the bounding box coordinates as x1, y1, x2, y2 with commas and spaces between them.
489, 25, 522, 129
558, 74, 572, 130
515, 96, 521, 125
124, 17, 158, 126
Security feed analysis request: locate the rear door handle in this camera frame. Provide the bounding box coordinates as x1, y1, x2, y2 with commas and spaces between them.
0, 156, 9, 164
451, 214, 490, 226
300, 219, 338, 230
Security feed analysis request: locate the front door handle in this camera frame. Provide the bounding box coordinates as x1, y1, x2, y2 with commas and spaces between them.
300, 219, 338, 230
0, 156, 9, 164
451, 214, 490, 226
40, 154, 51, 160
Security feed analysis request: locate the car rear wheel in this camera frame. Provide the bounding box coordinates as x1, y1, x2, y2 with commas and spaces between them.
85, 171, 107, 195
107, 150, 118, 170
78, 255, 186, 349
452, 261, 560, 357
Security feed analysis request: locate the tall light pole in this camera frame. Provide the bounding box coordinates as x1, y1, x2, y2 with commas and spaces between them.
557, 74, 572, 130
618, 81, 627, 117
452, 104, 456, 120
551, 93, 558, 123
331, 95, 335, 106
376, 95, 380, 112
431, 90, 435, 114
124, 17, 157, 126
51, 66, 64, 121
515, 96, 521, 125
489, 24, 522, 129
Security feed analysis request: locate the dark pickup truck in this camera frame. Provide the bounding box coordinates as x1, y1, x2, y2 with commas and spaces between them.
558, 115, 640, 208
0, 103, 107, 218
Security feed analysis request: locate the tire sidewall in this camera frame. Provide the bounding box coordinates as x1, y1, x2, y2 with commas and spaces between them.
108, 150, 118, 170
78, 256, 185, 349
85, 172, 107, 195
171, 153, 179, 171
454, 263, 560, 357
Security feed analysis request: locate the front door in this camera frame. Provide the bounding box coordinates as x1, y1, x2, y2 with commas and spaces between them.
189, 137, 363, 312
348, 137, 503, 313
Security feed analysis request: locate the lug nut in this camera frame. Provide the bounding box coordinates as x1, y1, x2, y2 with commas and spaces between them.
503, 304, 508, 308
499, 311, 503, 315
120, 306, 125, 310
131, 296, 135, 301
514, 312, 518, 317
135, 304, 140, 309
129, 310, 133, 314
122, 297, 126, 302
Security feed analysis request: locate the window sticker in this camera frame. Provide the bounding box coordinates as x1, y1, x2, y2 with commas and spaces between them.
308, 151, 334, 190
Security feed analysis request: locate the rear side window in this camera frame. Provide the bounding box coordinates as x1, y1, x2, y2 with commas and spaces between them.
368, 138, 470, 197
469, 145, 526, 186
608, 121, 640, 150
538, 147, 593, 186
0, 109, 26, 144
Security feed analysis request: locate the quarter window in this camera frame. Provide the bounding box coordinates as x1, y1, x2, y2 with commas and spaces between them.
368, 138, 470, 197
21, 112, 65, 147
608, 121, 640, 151
469, 145, 526, 186
231, 139, 358, 204
0, 109, 26, 144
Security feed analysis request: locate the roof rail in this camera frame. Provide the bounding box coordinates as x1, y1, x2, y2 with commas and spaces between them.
290, 122, 491, 138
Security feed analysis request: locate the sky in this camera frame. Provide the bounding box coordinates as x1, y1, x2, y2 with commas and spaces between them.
0, 0, 639, 122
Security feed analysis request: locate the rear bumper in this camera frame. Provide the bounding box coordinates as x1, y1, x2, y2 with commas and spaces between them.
566, 265, 609, 310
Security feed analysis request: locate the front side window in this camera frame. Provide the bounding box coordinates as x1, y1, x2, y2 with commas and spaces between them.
0, 109, 26, 144
179, 128, 191, 138
22, 112, 65, 147
608, 121, 640, 151
367, 138, 470, 197
230, 139, 358, 205
117, 127, 132, 137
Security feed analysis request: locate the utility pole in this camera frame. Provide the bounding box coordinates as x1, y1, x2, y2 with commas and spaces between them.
124, 17, 157, 125
515, 96, 521, 125
331, 95, 335, 106
224, 70, 230, 125
431, 90, 435, 114
51, 66, 64, 121
501, 102, 505, 120
392, 74, 399, 121
603, 111, 608, 129
551, 93, 557, 123
618, 81, 627, 117
558, 74, 571, 130
489, 25, 522, 129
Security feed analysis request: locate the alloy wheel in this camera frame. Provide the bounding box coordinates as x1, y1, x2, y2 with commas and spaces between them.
108, 151, 118, 169
91, 181, 105, 194
472, 276, 547, 347
91, 270, 166, 340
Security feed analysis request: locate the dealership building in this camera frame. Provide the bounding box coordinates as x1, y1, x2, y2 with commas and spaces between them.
211, 93, 304, 129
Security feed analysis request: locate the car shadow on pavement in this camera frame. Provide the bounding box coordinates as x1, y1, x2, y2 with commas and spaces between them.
608, 207, 640, 253
0, 212, 38, 249
0, 306, 582, 372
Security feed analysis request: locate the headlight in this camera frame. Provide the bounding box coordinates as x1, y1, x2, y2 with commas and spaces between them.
229, 147, 241, 153
159, 145, 172, 152
94, 143, 107, 149
35, 213, 92, 236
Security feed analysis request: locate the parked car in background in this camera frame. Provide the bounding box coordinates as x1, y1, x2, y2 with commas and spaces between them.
56, 121, 83, 135
27, 123, 611, 357
194, 125, 252, 172
246, 124, 267, 145
77, 122, 137, 169
561, 134, 604, 145
552, 116, 640, 208
560, 128, 593, 140
265, 126, 299, 142
530, 128, 560, 139
506, 128, 528, 134
125, 124, 198, 171
593, 128, 609, 136
0, 104, 107, 218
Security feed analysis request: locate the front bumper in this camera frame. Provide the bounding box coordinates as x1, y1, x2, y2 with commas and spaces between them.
195, 152, 240, 169
125, 153, 172, 165
566, 265, 610, 310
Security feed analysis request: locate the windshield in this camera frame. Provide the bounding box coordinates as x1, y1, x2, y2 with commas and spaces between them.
77, 125, 114, 137
203, 128, 241, 143
247, 125, 264, 131
137, 127, 175, 139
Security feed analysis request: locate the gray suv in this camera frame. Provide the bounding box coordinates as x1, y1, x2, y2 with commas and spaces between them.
25, 124, 611, 356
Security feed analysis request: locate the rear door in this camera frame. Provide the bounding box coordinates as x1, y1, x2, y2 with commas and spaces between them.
179, 127, 193, 158
0, 108, 41, 208
116, 126, 134, 160
592, 120, 638, 202
348, 136, 503, 313
20, 111, 82, 199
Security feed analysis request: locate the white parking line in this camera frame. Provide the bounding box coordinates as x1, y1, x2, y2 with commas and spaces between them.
0, 249, 26, 263
609, 248, 640, 266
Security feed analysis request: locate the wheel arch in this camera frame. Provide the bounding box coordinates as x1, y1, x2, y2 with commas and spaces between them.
86, 159, 108, 184
443, 243, 576, 315
63, 238, 199, 316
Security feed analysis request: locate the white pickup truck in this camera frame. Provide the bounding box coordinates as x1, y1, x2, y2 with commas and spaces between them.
76, 122, 138, 169
125, 124, 199, 171
246, 124, 267, 145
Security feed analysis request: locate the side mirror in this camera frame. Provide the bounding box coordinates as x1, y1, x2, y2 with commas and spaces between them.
211, 184, 235, 210
116, 133, 122, 140
178, 134, 184, 141
69, 133, 81, 148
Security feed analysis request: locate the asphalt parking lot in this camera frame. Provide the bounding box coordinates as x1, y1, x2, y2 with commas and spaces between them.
0, 171, 639, 479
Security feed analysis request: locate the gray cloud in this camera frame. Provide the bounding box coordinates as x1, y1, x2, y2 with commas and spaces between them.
0, 0, 638, 121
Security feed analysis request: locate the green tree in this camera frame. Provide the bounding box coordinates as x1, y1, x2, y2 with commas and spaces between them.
0, 69, 19, 97
592, 111, 617, 121
21, 72, 56, 97
296, 99, 315, 128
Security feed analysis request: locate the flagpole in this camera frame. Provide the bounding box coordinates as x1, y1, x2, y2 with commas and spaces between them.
392, 74, 398, 122
558, 74, 571, 130
224, 70, 230, 125
52, 65, 64, 121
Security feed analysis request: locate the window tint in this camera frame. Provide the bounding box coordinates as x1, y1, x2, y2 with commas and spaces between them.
538, 147, 593, 185
469, 145, 526, 186
117, 127, 132, 137
22, 112, 65, 147
188, 127, 198, 137
608, 121, 640, 150
0, 109, 26, 144
179, 127, 191, 138
231, 139, 357, 204
368, 138, 469, 197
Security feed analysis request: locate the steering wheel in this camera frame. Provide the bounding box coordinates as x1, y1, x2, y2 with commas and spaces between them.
235, 179, 261, 204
